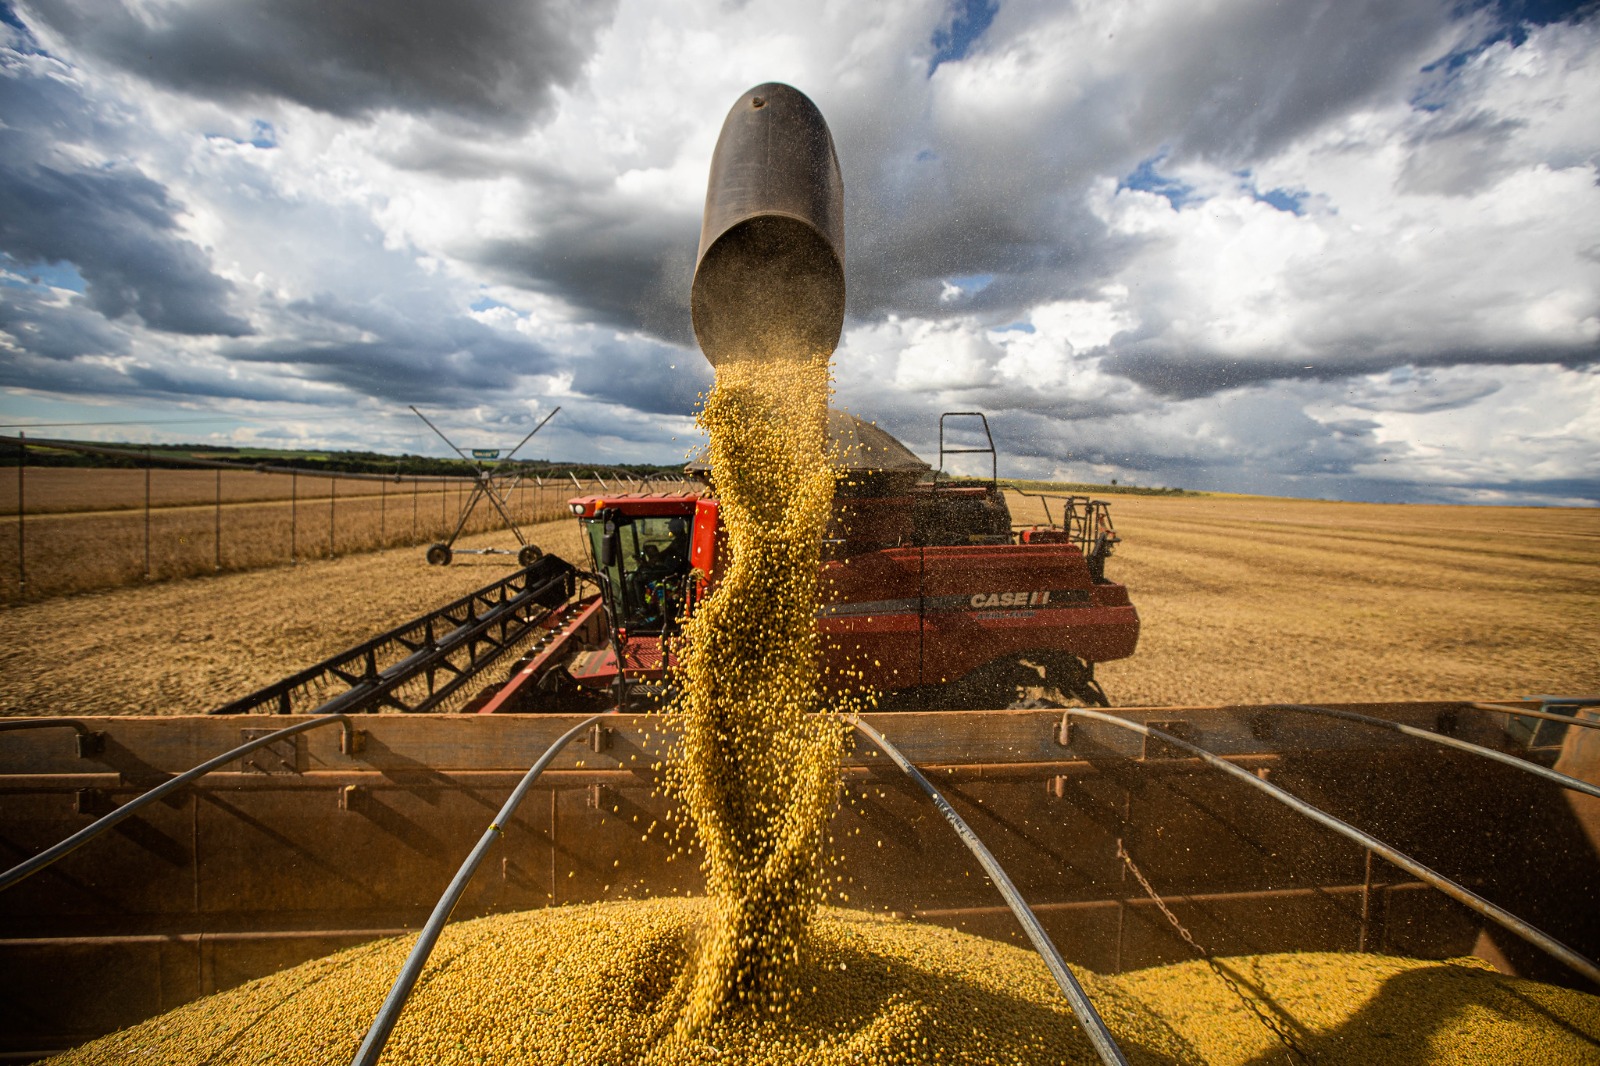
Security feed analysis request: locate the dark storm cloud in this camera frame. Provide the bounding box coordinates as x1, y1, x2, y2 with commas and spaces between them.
475, 210, 700, 345
1129, 0, 1457, 165
1342, 372, 1504, 413
1454, 474, 1600, 500
1103, 338, 1600, 400
0, 333, 326, 405
841, 182, 1119, 326
567, 336, 710, 417
335, 0, 1505, 404
1398, 109, 1525, 195
811, 1, 1460, 334
1101, 348, 1318, 399
0, 282, 129, 361
0, 158, 252, 336
19, 0, 618, 127
0, 41, 251, 338
226, 292, 558, 405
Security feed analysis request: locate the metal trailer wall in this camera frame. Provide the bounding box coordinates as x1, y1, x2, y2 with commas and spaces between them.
1, 703, 1596, 1058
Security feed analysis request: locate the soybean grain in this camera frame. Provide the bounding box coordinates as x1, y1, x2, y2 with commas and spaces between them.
46, 899, 1600, 1065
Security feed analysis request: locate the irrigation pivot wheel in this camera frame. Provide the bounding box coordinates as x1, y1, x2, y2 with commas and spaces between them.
425, 543, 453, 567
518, 544, 544, 567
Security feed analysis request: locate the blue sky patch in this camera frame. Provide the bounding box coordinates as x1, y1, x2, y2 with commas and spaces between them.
2, 257, 87, 293
1119, 154, 1202, 209
207, 120, 278, 149
929, 0, 999, 76
1255, 187, 1306, 215
1425, 1, 1595, 81
0, 1, 49, 56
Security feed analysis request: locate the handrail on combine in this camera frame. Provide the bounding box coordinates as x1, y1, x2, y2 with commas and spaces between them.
852, 717, 1130, 1066
0, 713, 359, 893
1011, 491, 1117, 561
1061, 708, 1600, 987
349, 714, 603, 1066
1265, 704, 1600, 800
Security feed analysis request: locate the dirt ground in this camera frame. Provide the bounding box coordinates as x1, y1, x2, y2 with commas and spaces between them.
0, 520, 588, 716
0, 470, 590, 602
1, 494, 1595, 716
1061, 492, 1600, 706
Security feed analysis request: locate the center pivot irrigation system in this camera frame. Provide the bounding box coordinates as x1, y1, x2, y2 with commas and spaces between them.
2, 83, 1598, 1064
408, 404, 559, 568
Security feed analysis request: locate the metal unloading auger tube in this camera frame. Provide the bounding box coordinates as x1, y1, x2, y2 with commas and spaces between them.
691, 82, 846, 365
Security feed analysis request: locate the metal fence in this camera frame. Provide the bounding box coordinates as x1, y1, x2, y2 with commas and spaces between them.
2, 434, 691, 603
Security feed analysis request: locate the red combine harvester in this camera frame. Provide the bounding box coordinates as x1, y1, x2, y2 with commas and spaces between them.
468, 409, 1137, 715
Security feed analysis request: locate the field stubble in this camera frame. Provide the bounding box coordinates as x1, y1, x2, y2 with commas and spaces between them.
1060, 493, 1600, 705
0, 468, 577, 603
0, 492, 1595, 716
0, 518, 588, 716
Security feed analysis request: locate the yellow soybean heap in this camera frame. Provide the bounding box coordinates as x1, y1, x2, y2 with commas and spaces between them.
46, 899, 1600, 1065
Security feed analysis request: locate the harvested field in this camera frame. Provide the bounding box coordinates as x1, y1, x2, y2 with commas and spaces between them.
2, 468, 328, 514
1044, 493, 1600, 706
0, 493, 1596, 716
0, 467, 594, 602
0, 518, 587, 716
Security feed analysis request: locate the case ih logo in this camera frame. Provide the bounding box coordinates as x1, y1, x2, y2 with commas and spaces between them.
969, 590, 1052, 609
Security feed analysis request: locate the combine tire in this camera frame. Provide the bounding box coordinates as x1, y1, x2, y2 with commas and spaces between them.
518, 544, 544, 567
426, 543, 453, 567
1028, 652, 1110, 708
941, 652, 1110, 709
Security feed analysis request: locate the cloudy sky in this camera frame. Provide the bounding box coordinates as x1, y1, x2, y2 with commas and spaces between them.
1, 0, 1597, 505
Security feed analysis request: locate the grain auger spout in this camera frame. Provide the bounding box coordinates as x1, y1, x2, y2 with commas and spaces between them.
690, 82, 845, 366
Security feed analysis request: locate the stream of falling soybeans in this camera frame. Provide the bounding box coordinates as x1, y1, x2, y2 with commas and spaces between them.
663, 350, 847, 1036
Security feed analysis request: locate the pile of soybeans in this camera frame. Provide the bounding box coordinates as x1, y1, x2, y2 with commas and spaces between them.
47, 898, 1600, 1065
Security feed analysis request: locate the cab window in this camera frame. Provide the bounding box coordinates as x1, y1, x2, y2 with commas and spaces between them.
585, 514, 692, 632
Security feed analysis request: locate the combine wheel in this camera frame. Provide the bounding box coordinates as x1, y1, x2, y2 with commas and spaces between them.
940, 656, 1045, 710
942, 652, 1109, 709
425, 543, 453, 567
518, 544, 544, 567
1026, 651, 1110, 708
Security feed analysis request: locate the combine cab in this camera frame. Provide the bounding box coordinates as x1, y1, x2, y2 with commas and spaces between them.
473, 411, 1137, 714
